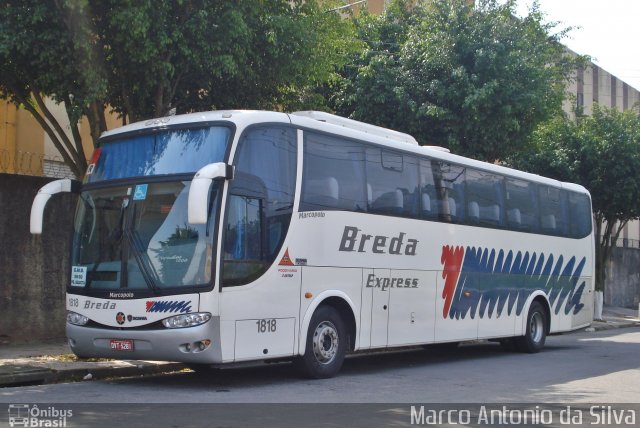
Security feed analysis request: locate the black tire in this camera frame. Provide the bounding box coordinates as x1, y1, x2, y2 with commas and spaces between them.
296, 305, 347, 379
515, 301, 547, 353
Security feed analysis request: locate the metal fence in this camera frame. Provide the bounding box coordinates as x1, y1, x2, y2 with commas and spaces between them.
0, 149, 75, 179
1, 149, 43, 175
604, 237, 640, 250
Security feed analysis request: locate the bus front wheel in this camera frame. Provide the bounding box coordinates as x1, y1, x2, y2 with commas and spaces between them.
515, 301, 547, 353
297, 305, 347, 379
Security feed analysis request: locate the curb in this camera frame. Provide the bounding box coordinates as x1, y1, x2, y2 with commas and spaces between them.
0, 362, 185, 388
586, 320, 640, 332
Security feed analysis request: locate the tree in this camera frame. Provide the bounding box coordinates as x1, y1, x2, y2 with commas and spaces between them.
327, 0, 418, 133
0, 0, 356, 178
330, 0, 583, 162
0, 1, 100, 177
508, 105, 640, 292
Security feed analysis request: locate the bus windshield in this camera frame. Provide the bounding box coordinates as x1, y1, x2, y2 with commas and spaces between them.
69, 125, 231, 292
72, 180, 220, 291
85, 126, 231, 183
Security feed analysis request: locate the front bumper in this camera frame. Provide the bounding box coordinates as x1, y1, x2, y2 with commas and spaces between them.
66, 316, 222, 363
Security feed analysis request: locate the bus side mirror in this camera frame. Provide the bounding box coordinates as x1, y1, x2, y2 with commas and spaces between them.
188, 162, 234, 224
30, 178, 81, 234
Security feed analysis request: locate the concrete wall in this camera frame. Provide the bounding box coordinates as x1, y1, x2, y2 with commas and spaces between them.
0, 174, 76, 343
605, 247, 640, 309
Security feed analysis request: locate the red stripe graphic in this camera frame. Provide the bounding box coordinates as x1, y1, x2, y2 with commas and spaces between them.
441, 245, 465, 318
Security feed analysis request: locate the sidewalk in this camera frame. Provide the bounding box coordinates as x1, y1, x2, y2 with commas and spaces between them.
1, 306, 638, 388
0, 340, 185, 387
590, 305, 640, 330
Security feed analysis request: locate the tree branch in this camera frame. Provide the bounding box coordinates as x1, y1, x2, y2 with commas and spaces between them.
64, 103, 88, 172
30, 88, 85, 169
612, 219, 629, 244
169, 70, 185, 109
86, 101, 107, 147
16, 94, 82, 178
154, 82, 165, 117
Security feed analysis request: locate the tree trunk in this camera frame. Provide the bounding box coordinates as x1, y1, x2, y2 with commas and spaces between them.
86, 101, 108, 148
595, 215, 628, 293
595, 241, 608, 293
594, 216, 606, 292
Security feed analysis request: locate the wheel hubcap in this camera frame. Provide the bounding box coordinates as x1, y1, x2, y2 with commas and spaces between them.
312, 321, 339, 364
530, 312, 544, 343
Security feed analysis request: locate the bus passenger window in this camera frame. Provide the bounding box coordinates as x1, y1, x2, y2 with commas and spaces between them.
366, 148, 419, 218
419, 159, 439, 219
437, 163, 466, 223
301, 134, 367, 212
505, 179, 539, 232
466, 169, 504, 227
567, 191, 592, 238
538, 185, 567, 236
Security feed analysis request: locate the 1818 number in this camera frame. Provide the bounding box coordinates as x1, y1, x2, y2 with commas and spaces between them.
256, 319, 277, 333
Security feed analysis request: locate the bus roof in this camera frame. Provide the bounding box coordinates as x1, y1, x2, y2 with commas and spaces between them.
99, 110, 590, 196
99, 110, 292, 140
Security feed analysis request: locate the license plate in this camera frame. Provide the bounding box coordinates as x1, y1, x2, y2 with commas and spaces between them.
110, 339, 134, 351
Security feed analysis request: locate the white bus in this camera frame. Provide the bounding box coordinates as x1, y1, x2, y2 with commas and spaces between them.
31, 110, 594, 378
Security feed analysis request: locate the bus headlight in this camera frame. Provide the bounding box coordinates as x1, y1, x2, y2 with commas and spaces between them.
162, 312, 212, 329
67, 311, 89, 326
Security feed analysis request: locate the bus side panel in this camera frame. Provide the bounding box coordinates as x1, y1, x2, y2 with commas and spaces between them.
234, 318, 296, 361
434, 273, 479, 342
298, 266, 362, 351
477, 305, 518, 339
571, 276, 594, 329
387, 269, 437, 346
549, 276, 593, 333
220, 265, 302, 363
476, 267, 519, 340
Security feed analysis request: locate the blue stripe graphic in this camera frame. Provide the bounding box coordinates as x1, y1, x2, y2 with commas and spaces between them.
447, 247, 586, 320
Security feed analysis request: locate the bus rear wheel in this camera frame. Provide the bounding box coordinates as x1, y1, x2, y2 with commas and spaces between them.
515, 301, 547, 353
297, 306, 347, 379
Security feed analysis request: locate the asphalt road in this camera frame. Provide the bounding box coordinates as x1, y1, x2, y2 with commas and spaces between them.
1, 328, 639, 427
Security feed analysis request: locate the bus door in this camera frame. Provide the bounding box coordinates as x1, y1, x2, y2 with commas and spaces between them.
367, 268, 390, 347
365, 269, 437, 348
387, 270, 437, 346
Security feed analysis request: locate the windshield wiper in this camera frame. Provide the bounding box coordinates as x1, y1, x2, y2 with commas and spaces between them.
125, 227, 161, 291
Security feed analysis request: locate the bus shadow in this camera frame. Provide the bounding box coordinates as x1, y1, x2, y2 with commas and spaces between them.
131, 341, 527, 387
124, 328, 639, 403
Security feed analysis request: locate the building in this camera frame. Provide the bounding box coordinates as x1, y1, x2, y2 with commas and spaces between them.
565, 54, 640, 117
0, 101, 118, 179
563, 58, 640, 248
